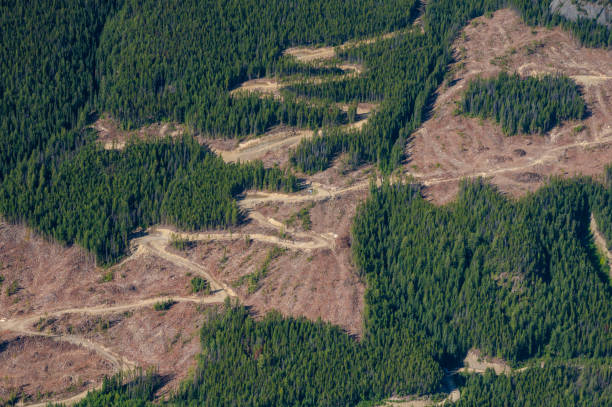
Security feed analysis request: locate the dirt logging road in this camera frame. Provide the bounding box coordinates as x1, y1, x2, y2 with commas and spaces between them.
5, 127, 612, 405
0, 202, 338, 406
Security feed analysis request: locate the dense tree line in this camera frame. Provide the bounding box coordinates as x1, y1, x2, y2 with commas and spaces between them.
289, 0, 610, 173
50, 370, 162, 407
352, 179, 612, 366
95, 0, 419, 136
0, 0, 121, 179
65, 360, 612, 407
456, 362, 611, 406
0, 134, 296, 264
68, 303, 443, 407
172, 304, 442, 406
458, 72, 586, 135
66, 175, 612, 407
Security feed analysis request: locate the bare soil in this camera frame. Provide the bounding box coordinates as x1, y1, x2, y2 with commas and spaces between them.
0, 222, 217, 405
230, 78, 282, 97
94, 116, 186, 150
173, 189, 366, 336
0, 222, 194, 320
406, 9, 612, 204
284, 46, 337, 62
0, 333, 112, 405
209, 126, 312, 166
39, 302, 210, 396
458, 349, 511, 375
245, 191, 366, 336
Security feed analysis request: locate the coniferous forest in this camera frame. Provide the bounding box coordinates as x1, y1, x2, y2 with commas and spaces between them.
2, 0, 612, 405
68, 176, 612, 407
458, 72, 586, 135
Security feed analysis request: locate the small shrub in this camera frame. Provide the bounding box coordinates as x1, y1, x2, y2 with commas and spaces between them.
297, 203, 314, 231
238, 246, 285, 294
572, 124, 587, 135
170, 233, 193, 250
190, 277, 211, 294
100, 270, 114, 282
154, 299, 176, 311
6, 280, 19, 296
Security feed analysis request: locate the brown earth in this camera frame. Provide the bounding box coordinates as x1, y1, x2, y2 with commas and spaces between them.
94, 116, 186, 150
243, 190, 366, 336
0, 333, 112, 405
35, 302, 212, 397
169, 187, 367, 336
8, 8, 612, 406
0, 183, 367, 404
0, 222, 223, 405
230, 78, 282, 97
406, 8, 612, 204
0, 222, 196, 320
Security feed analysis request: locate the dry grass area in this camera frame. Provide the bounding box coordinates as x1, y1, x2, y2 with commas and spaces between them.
284, 46, 337, 62
209, 125, 312, 166
284, 30, 402, 63
406, 9, 612, 204
458, 349, 511, 375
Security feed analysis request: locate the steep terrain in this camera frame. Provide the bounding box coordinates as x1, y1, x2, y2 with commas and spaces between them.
1, 1, 612, 406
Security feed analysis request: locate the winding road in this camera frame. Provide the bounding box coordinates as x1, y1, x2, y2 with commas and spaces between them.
3, 201, 338, 406
238, 132, 612, 207
8, 120, 612, 406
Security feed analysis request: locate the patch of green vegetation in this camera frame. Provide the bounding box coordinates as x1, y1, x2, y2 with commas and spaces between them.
218, 248, 229, 271
100, 270, 114, 283
524, 39, 545, 55
278, 228, 290, 240
458, 72, 586, 135
190, 277, 211, 295
237, 246, 285, 294
285, 203, 315, 230
153, 299, 176, 311
353, 178, 612, 366
6, 280, 19, 296
572, 124, 587, 135
98, 318, 110, 331
171, 234, 194, 251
